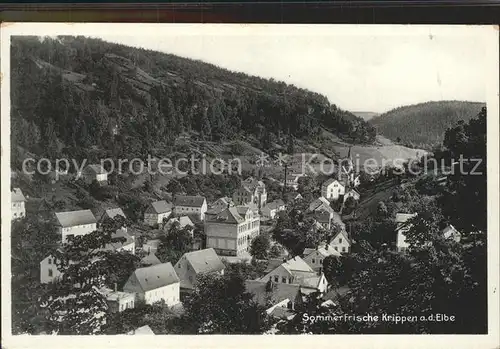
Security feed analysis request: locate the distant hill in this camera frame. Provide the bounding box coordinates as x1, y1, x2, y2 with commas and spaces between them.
352, 111, 380, 121
370, 101, 485, 149
10, 35, 377, 171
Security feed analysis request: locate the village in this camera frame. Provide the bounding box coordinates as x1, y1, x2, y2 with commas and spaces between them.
10, 150, 462, 335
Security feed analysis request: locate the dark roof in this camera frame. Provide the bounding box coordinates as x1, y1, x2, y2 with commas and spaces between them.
174, 195, 206, 207
129, 262, 179, 292
206, 206, 244, 224
55, 209, 97, 228
182, 248, 225, 274
146, 200, 173, 214
245, 280, 301, 308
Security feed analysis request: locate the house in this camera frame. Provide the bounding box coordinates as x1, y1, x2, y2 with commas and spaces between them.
259, 256, 328, 295
144, 201, 173, 226
245, 280, 303, 320
442, 224, 461, 243
99, 287, 135, 313
101, 207, 126, 221
25, 197, 51, 219
174, 248, 225, 291
285, 192, 303, 203
173, 195, 208, 221
127, 325, 155, 335
204, 205, 260, 256
343, 189, 361, 202
321, 179, 346, 201
209, 197, 234, 214
123, 262, 180, 306
140, 252, 162, 266
81, 164, 108, 185
312, 210, 332, 230
285, 173, 304, 190
309, 197, 336, 222
102, 228, 135, 254
303, 245, 341, 272
261, 199, 286, 220
164, 215, 194, 232
395, 213, 418, 253
142, 239, 161, 254
329, 230, 351, 253
55, 209, 98, 243
11, 188, 26, 220
40, 252, 64, 284
232, 177, 267, 209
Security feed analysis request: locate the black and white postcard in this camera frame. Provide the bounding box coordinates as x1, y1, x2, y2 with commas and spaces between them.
1, 23, 499, 349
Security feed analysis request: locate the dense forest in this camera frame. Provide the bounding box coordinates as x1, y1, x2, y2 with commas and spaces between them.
370, 101, 485, 149
11, 36, 376, 168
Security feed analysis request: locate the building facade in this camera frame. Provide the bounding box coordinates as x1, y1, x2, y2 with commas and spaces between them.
144, 201, 172, 226
232, 177, 267, 208
55, 209, 97, 243
123, 263, 180, 306
204, 206, 260, 256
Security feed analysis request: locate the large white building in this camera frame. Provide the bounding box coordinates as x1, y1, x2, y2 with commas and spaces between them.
173, 195, 207, 221
55, 209, 97, 243
11, 188, 26, 221
123, 262, 180, 306
204, 205, 260, 256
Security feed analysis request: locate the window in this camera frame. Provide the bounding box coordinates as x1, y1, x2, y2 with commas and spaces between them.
187, 264, 190, 271
339, 238, 342, 243
48, 258, 52, 265
342, 247, 346, 252
334, 246, 338, 251
178, 263, 181, 268
274, 276, 279, 282
282, 277, 287, 283
319, 259, 323, 264
48, 269, 53, 277
312, 258, 316, 264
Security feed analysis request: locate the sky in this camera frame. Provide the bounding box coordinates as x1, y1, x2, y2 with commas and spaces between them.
90, 25, 487, 113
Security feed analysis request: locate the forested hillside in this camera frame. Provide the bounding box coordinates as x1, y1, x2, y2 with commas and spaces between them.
11, 36, 376, 168
370, 101, 485, 149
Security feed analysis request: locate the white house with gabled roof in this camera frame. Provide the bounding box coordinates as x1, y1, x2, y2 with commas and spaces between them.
144, 201, 172, 226
123, 262, 180, 306
55, 209, 97, 243
174, 248, 225, 291
11, 188, 26, 220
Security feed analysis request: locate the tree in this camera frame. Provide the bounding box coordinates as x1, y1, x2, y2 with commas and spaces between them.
181, 272, 271, 334
156, 221, 194, 265
41, 217, 137, 334
249, 234, 271, 260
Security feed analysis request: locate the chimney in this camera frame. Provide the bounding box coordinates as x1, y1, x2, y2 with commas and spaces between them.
114, 282, 117, 292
